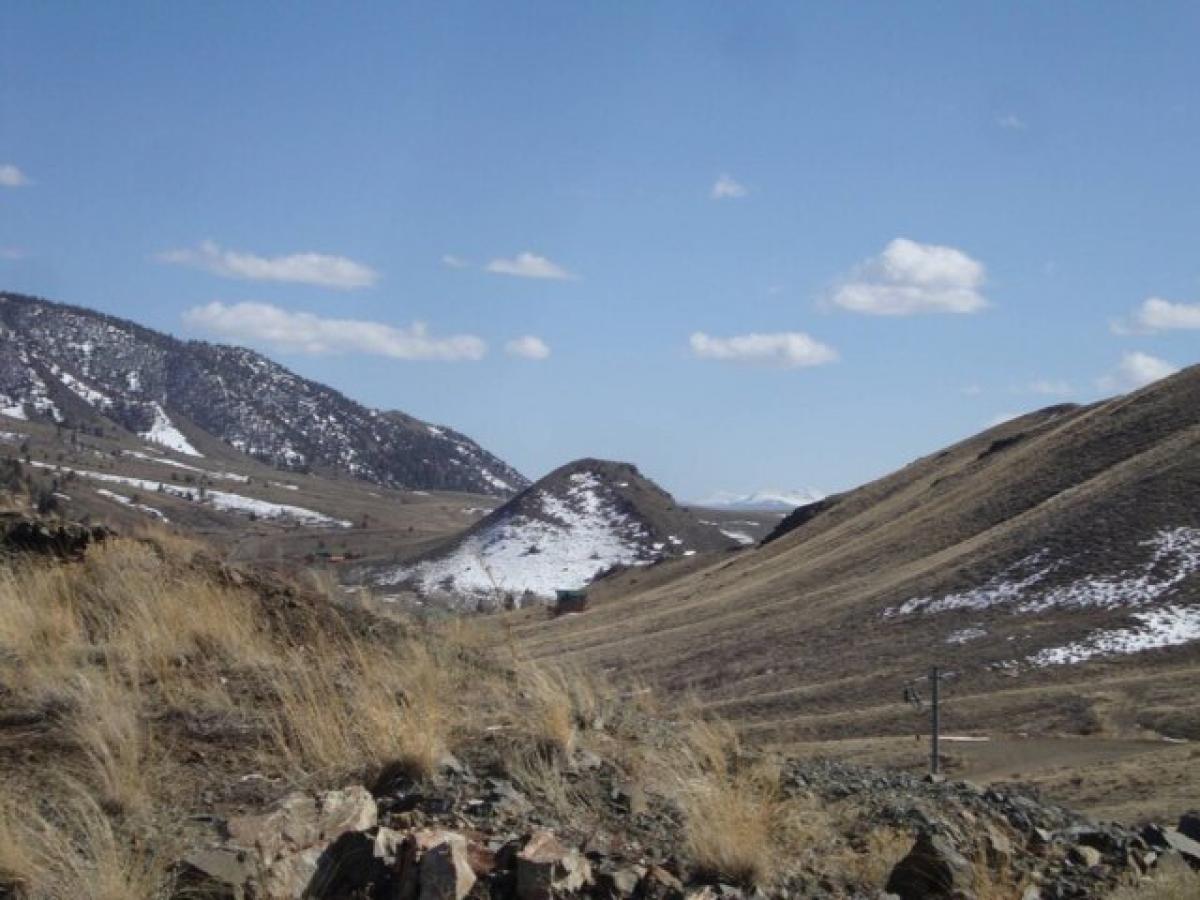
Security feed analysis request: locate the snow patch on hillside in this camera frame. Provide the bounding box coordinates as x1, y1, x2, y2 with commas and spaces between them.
0, 396, 26, 420
31, 462, 348, 528
720, 528, 756, 546
886, 529, 1200, 619
49, 364, 112, 408
385, 470, 655, 599
140, 403, 203, 457
94, 488, 169, 522
1028, 605, 1200, 666
124, 450, 249, 482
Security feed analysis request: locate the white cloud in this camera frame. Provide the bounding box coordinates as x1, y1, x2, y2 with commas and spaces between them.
441, 254, 470, 269
0, 164, 29, 187
183, 302, 485, 361
0, 247, 27, 261
485, 252, 575, 280
689, 331, 838, 368
158, 240, 378, 290
830, 237, 989, 316
505, 335, 551, 360
710, 174, 748, 200
960, 384, 983, 397
1115, 296, 1200, 333
1027, 379, 1075, 397
996, 113, 1027, 130
1098, 351, 1178, 392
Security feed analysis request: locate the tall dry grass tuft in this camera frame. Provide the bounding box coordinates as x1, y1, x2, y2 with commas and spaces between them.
266, 633, 457, 782
680, 760, 782, 888
65, 673, 158, 817
125, 522, 208, 565
0, 786, 174, 900
0, 794, 38, 895
0, 564, 87, 702
520, 663, 580, 758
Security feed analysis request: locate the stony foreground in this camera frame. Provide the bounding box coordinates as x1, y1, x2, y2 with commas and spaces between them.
182, 755, 1200, 900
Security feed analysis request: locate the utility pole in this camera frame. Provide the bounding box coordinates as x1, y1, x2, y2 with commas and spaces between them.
902, 666, 944, 779
930, 665, 941, 778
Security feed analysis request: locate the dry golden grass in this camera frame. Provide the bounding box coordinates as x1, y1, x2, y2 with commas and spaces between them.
64, 673, 158, 817
0, 564, 87, 700
680, 759, 782, 888
125, 521, 208, 566
1109, 856, 1200, 899
826, 825, 912, 889
0, 787, 174, 900
265, 631, 461, 782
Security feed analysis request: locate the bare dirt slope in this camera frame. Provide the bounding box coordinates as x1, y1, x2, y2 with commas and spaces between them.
516, 367, 1200, 799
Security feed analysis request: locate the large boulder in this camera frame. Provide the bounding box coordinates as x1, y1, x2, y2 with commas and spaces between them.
393, 830, 477, 900
1140, 825, 1200, 869
885, 832, 975, 900
184, 786, 378, 899
516, 830, 593, 900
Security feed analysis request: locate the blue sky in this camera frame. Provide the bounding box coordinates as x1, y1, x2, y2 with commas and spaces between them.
2, 2, 1198, 499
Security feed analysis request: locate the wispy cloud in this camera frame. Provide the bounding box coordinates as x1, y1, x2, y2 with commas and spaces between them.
183, 301, 485, 361
505, 335, 551, 360
158, 240, 379, 290
1097, 351, 1178, 392
960, 384, 983, 397
1112, 296, 1200, 334
441, 254, 470, 269
485, 252, 575, 281
710, 174, 748, 200
0, 247, 28, 261
0, 164, 30, 188
689, 331, 838, 368
830, 237, 989, 316
1027, 379, 1075, 397
995, 113, 1027, 131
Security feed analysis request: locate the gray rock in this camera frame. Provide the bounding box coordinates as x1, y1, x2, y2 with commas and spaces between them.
1178, 811, 1200, 843
419, 832, 477, 900
636, 865, 684, 900
594, 863, 644, 898
1140, 824, 1200, 867
188, 785, 377, 900
885, 832, 974, 900
516, 830, 593, 900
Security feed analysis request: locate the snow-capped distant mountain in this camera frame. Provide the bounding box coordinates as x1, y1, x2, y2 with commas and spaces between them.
700, 488, 826, 512
374, 459, 736, 606
0, 292, 526, 497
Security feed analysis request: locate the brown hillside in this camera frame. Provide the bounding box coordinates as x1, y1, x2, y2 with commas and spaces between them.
517, 366, 1200, 819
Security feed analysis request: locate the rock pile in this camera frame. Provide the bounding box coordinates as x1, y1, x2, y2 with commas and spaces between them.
181, 755, 1199, 900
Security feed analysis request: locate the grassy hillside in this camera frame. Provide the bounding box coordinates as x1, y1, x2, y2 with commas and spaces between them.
515, 368, 1200, 822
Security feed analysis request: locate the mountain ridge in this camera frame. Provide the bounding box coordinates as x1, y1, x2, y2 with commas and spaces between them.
0, 291, 527, 497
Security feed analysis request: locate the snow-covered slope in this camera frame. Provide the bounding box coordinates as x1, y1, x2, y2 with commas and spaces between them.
700, 488, 826, 512
375, 459, 736, 606
0, 292, 526, 496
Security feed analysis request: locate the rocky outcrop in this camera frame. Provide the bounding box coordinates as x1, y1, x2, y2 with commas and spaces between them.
176, 757, 1200, 900
0, 512, 111, 558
